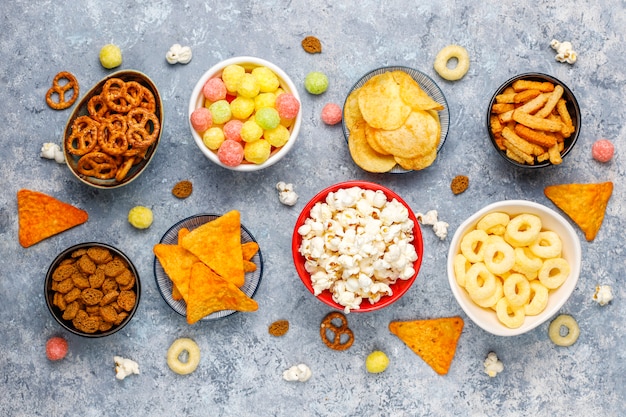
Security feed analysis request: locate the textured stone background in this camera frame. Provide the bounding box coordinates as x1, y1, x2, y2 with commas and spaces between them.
0, 0, 624, 416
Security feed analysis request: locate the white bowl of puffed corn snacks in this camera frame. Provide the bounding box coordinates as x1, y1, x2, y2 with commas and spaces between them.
447, 200, 581, 336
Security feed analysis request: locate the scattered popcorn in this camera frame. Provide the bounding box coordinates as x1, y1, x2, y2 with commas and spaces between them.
416, 210, 449, 240
593, 285, 613, 306
114, 356, 140, 380
282, 364, 312, 382
40, 143, 65, 164
483, 352, 504, 377
166, 44, 193, 65
550, 39, 577, 64
276, 181, 298, 206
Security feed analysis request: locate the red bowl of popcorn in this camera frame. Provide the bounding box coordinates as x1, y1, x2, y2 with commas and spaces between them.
291, 181, 424, 313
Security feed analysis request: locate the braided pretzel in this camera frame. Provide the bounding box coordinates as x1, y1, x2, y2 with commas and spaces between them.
320, 312, 354, 351
66, 116, 99, 156
76, 151, 118, 179
126, 107, 160, 148
46, 71, 79, 110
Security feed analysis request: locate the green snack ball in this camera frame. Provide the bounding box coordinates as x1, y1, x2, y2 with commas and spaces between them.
208, 100, 232, 125
304, 71, 329, 95
365, 351, 389, 374
128, 206, 153, 229
255, 107, 280, 130
99, 44, 122, 69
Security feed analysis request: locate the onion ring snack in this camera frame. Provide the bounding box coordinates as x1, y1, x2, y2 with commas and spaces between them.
433, 45, 470, 81
167, 338, 201, 374
548, 314, 579, 346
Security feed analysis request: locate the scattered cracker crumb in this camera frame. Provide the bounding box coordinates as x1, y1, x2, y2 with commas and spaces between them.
301, 36, 322, 54
451, 175, 469, 195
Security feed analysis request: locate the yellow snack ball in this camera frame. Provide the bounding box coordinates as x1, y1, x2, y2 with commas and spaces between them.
221, 64, 246, 93
128, 206, 153, 229
99, 44, 122, 69
264, 124, 290, 147
251, 66, 280, 92
365, 351, 389, 374
230, 96, 255, 120
244, 139, 271, 164
254, 92, 277, 111
237, 73, 261, 98
240, 120, 264, 143
202, 127, 225, 150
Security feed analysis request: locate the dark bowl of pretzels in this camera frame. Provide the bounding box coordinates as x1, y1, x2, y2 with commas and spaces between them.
62, 70, 163, 188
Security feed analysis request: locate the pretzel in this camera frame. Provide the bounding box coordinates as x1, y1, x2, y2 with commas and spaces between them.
102, 78, 133, 113
66, 116, 99, 156
46, 71, 79, 110
87, 95, 110, 122
126, 107, 160, 148
76, 151, 118, 179
320, 312, 354, 351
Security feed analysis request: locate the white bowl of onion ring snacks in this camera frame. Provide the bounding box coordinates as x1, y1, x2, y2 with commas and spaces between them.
447, 200, 581, 337
63, 70, 163, 189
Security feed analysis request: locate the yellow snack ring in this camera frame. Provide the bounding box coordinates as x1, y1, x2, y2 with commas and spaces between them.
548, 314, 580, 346
495, 297, 525, 328
538, 257, 570, 289
99, 44, 122, 69
503, 273, 531, 308
365, 350, 389, 373
465, 262, 497, 301
525, 281, 549, 316
460, 229, 489, 263
128, 206, 153, 229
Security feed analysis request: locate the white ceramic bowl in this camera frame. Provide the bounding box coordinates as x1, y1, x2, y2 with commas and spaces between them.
447, 200, 581, 336
188, 56, 302, 171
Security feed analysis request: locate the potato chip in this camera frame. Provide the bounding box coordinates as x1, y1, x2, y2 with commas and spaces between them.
364, 123, 391, 155
389, 317, 464, 375
544, 182, 613, 241
153, 243, 199, 302
370, 110, 439, 159
393, 147, 437, 171
17, 189, 88, 248
391, 70, 444, 111
358, 72, 411, 130
181, 210, 244, 287
348, 120, 397, 173
343, 87, 364, 132
186, 262, 258, 324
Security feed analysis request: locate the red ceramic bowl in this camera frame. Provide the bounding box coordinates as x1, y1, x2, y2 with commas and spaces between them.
292, 180, 423, 312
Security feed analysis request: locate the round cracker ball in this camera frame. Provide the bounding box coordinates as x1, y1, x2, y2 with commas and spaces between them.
251, 66, 280, 92
244, 139, 271, 164
321, 103, 342, 125
217, 139, 244, 167
592, 139, 614, 163
221, 64, 246, 93
254, 92, 277, 111
46, 336, 68, 361
275, 93, 300, 120
237, 73, 261, 98
241, 120, 264, 143
208, 100, 232, 125
202, 77, 227, 102
99, 44, 122, 69
203, 127, 226, 150
230, 96, 256, 120
365, 350, 389, 373
190, 107, 213, 133
128, 206, 153, 229
255, 107, 281, 130
223, 119, 244, 142
304, 71, 329, 95
265, 124, 290, 147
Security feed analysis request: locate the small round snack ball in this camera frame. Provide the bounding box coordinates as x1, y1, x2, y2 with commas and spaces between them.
202, 77, 227, 102
202, 127, 225, 150
592, 139, 614, 163
221, 64, 246, 93
99, 44, 122, 69
321, 103, 342, 125
365, 350, 389, 374
241, 120, 264, 143
254, 92, 277, 111
304, 71, 329, 95
230, 96, 256, 120
208, 100, 232, 125
46, 336, 68, 361
251, 66, 280, 92
128, 206, 153, 229
265, 124, 290, 148
223, 119, 244, 142
275, 93, 300, 119
217, 139, 244, 167
244, 139, 271, 164
237, 73, 261, 98
255, 107, 281, 130
190, 107, 213, 133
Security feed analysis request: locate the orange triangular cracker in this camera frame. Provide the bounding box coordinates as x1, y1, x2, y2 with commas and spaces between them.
170, 228, 192, 301
389, 316, 464, 375
186, 262, 258, 324
153, 243, 199, 303
241, 241, 259, 261
544, 182, 613, 241
181, 210, 244, 287
17, 189, 88, 248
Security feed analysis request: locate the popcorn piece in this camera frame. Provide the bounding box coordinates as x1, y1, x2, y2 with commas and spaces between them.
416, 210, 449, 240
166, 44, 192, 65
593, 285, 613, 306
483, 352, 504, 377
40, 143, 65, 164
550, 39, 577, 64
276, 181, 298, 206
114, 356, 140, 380
282, 364, 312, 382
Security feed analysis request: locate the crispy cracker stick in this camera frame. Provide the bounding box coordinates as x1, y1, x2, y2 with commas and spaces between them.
548, 144, 563, 165
513, 110, 563, 132
556, 98, 575, 137
514, 124, 557, 148
495, 93, 516, 104
535, 85, 564, 118
512, 80, 555, 92
490, 115, 503, 136
491, 103, 515, 114
514, 89, 541, 103
502, 126, 536, 156
504, 140, 535, 164
516, 93, 551, 115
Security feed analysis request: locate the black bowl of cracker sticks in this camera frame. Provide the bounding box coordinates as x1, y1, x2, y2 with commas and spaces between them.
45, 242, 141, 338
487, 72, 580, 168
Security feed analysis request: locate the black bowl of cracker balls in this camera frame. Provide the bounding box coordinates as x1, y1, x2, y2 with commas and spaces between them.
487, 72, 580, 169
45, 242, 141, 338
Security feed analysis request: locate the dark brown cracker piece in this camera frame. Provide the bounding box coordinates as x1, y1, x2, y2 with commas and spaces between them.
172, 180, 193, 199
450, 175, 469, 195
301, 36, 322, 53
268, 320, 289, 337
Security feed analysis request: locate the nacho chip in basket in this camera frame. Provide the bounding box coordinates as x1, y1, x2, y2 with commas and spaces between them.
17, 189, 88, 248
389, 316, 464, 375
544, 182, 613, 241
181, 210, 244, 287
153, 243, 199, 303
241, 241, 260, 261
186, 262, 258, 324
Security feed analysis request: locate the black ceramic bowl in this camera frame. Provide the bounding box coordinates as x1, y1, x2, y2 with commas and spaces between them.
486, 72, 581, 169
45, 242, 141, 338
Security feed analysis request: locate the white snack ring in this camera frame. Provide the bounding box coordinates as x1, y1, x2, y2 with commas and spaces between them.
495, 297, 525, 328
167, 338, 201, 375
529, 231, 562, 259
433, 45, 470, 81
538, 258, 570, 289
503, 273, 531, 307
524, 281, 549, 316
548, 314, 580, 346
460, 229, 488, 263
505, 214, 542, 246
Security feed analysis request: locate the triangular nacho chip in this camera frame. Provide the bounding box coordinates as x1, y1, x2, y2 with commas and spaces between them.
181, 210, 245, 287
241, 241, 259, 261
171, 228, 192, 300
389, 317, 464, 375
544, 182, 613, 241
153, 243, 199, 303
17, 189, 88, 248
186, 262, 258, 324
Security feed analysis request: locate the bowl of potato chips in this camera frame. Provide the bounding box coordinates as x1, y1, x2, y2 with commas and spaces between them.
342, 67, 449, 173
487, 72, 580, 168
447, 200, 581, 336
